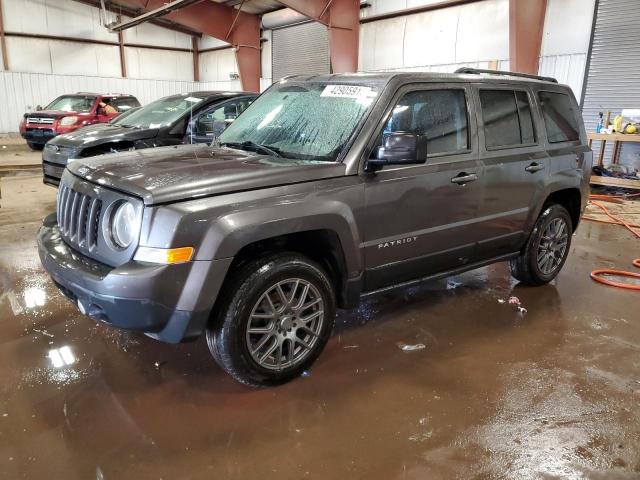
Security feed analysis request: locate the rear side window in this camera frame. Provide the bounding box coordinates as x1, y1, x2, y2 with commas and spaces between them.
111, 97, 141, 113
538, 91, 580, 143
480, 89, 536, 149
382, 89, 469, 156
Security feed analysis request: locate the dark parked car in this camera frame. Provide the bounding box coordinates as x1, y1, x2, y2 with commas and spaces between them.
19, 93, 140, 151
41, 91, 256, 186
38, 70, 592, 386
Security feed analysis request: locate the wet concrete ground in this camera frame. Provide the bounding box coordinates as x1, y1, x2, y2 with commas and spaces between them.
1, 175, 639, 480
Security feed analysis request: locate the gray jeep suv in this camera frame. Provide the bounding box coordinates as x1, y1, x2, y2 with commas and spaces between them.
37, 69, 592, 386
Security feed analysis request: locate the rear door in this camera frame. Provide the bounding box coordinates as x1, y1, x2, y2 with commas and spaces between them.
472, 85, 549, 259
361, 83, 485, 291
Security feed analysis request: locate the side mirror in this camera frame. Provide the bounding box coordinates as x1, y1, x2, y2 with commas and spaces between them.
366, 132, 427, 172
36, 105, 43, 111
212, 119, 228, 136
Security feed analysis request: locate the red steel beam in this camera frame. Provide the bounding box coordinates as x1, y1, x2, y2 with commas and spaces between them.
114, 0, 260, 91
277, 0, 360, 74
509, 0, 547, 74
192, 36, 199, 81
0, 0, 8, 70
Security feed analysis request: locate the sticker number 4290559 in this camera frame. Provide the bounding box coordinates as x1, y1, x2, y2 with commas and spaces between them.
321, 85, 376, 99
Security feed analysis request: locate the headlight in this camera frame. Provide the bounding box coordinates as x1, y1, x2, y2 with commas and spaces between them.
59, 116, 78, 126
110, 202, 139, 248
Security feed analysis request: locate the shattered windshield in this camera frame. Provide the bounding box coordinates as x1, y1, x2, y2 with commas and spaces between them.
218, 82, 378, 161
45, 95, 96, 113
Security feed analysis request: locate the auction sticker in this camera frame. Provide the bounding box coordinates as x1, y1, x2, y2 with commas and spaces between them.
321, 85, 375, 99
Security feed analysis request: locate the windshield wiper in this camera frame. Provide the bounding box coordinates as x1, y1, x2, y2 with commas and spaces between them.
221, 141, 282, 158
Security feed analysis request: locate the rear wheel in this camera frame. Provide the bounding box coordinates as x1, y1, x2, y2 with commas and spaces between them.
27, 142, 44, 151
207, 252, 336, 386
510, 204, 573, 285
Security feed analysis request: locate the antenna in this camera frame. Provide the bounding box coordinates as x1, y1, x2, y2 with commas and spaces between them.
189, 100, 194, 144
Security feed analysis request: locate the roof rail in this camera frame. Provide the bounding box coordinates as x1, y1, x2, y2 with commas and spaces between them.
454, 67, 558, 84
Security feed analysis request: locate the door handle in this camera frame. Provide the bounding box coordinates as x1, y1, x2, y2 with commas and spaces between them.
525, 162, 545, 173
451, 172, 478, 185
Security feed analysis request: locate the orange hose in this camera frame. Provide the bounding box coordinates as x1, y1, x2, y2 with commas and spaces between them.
586, 194, 640, 291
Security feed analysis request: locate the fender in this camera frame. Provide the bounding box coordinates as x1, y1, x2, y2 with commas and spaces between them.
202, 200, 364, 277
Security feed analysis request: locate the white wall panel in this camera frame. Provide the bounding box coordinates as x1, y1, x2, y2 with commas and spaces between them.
455, 0, 508, 62
199, 48, 241, 87
0, 71, 242, 134
359, 0, 508, 72
200, 36, 231, 50
3, 0, 116, 42
538, 54, 587, 99
125, 48, 193, 81
5, 37, 121, 77
123, 19, 192, 49
541, 0, 596, 56
403, 10, 457, 66
2, 0, 196, 79
360, 0, 447, 19
539, 0, 595, 100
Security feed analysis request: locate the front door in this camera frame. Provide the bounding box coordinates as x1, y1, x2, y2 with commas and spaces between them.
361, 84, 484, 291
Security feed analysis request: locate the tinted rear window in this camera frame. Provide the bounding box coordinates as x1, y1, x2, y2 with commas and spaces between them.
480, 89, 536, 149
538, 91, 580, 143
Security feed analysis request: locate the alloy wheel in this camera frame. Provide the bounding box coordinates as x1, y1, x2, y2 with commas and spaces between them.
536, 217, 569, 275
246, 278, 324, 371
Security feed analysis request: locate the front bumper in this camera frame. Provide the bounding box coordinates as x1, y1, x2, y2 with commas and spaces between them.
42, 145, 80, 187
24, 128, 57, 145
37, 213, 232, 343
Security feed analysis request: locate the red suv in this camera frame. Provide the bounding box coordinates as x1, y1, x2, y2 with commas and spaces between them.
19, 93, 140, 150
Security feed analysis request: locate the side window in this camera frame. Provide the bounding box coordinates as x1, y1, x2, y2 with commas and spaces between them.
382, 89, 469, 156
479, 89, 536, 149
111, 98, 140, 113
194, 100, 253, 138
538, 91, 580, 143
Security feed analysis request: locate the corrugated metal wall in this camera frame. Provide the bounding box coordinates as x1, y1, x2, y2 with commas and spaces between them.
0, 71, 240, 133
272, 22, 330, 81
582, 0, 640, 166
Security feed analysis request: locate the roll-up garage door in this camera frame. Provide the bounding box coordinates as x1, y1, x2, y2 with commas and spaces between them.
582, 0, 640, 163
272, 22, 330, 81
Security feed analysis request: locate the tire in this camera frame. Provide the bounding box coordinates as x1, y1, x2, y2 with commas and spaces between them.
27, 142, 44, 151
510, 204, 573, 286
207, 252, 336, 386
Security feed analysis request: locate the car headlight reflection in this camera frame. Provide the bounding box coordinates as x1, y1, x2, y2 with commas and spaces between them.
111, 201, 139, 248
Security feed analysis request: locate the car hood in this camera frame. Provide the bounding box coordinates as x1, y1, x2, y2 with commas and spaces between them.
25, 110, 83, 119
67, 144, 346, 205
50, 123, 159, 147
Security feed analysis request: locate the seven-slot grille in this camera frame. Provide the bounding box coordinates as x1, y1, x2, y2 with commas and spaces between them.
27, 117, 55, 124
56, 183, 102, 251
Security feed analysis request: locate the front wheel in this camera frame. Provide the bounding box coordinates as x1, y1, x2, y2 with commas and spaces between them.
207, 253, 336, 386
510, 204, 573, 285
